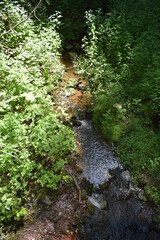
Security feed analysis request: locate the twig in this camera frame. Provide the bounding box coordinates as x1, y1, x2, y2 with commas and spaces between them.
0, 144, 22, 154
65, 167, 82, 204
7, 7, 11, 30
0, 149, 19, 160
0, 0, 43, 38
34, 9, 40, 21
0, 93, 24, 105
65, 66, 74, 70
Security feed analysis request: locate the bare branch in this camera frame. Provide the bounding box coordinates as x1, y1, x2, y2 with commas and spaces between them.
34, 9, 40, 21
65, 167, 82, 204
0, 149, 19, 160
7, 7, 11, 29
0, 0, 43, 38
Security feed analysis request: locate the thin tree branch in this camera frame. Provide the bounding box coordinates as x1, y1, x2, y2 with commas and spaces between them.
34, 9, 40, 21
0, 145, 22, 154
0, 149, 19, 160
0, 0, 43, 38
0, 93, 24, 105
65, 167, 82, 204
7, 7, 11, 30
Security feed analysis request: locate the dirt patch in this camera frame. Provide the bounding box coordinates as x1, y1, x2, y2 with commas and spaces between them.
69, 89, 92, 109
53, 53, 92, 118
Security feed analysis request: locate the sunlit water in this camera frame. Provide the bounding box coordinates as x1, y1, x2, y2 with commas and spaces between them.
76, 119, 160, 240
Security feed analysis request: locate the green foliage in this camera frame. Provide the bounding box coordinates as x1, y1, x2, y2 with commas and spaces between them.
117, 118, 160, 186
45, 0, 109, 42
92, 89, 126, 142
77, 1, 160, 205
0, 1, 74, 225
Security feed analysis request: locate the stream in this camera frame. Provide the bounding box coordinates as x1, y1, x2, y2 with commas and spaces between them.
8, 52, 160, 240
75, 117, 160, 240
59, 53, 160, 240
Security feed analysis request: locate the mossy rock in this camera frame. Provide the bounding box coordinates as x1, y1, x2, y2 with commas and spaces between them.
81, 191, 87, 200
87, 200, 94, 215
152, 213, 160, 224
81, 179, 93, 194
76, 165, 83, 173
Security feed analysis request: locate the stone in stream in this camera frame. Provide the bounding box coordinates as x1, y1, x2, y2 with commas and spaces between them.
70, 116, 81, 126
68, 52, 78, 61
137, 189, 145, 201
110, 170, 135, 200
37, 195, 52, 206
88, 193, 107, 210
77, 83, 86, 91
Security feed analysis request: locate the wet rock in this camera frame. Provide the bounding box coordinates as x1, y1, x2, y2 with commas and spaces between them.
138, 175, 150, 187
77, 110, 86, 120
114, 170, 135, 200
105, 170, 112, 182
38, 196, 52, 206
81, 179, 93, 194
121, 170, 133, 182
68, 52, 78, 61
138, 189, 145, 201
87, 200, 94, 215
88, 194, 107, 210
77, 83, 86, 91
71, 116, 81, 126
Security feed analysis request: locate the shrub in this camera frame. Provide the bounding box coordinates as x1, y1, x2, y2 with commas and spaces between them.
0, 1, 74, 225
77, 1, 160, 205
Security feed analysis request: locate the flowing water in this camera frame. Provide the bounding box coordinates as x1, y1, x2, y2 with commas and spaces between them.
6, 52, 160, 240
59, 53, 160, 240
75, 117, 160, 240
76, 119, 122, 187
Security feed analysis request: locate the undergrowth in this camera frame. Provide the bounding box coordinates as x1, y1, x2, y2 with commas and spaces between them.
0, 1, 74, 226
76, 0, 160, 206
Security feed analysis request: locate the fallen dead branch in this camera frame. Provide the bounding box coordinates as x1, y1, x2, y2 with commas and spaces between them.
64, 167, 82, 204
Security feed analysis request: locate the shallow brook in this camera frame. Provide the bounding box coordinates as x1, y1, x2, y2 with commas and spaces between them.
75, 118, 160, 240
8, 53, 159, 240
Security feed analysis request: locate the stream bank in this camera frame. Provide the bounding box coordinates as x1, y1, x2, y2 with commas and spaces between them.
58, 52, 160, 240
5, 52, 160, 240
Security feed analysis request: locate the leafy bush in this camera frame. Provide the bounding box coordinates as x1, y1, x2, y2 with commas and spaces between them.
0, 1, 74, 225
77, 0, 160, 205
117, 117, 160, 204
44, 0, 110, 42
92, 88, 126, 142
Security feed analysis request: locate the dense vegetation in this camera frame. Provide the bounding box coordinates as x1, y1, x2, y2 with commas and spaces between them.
77, 0, 160, 206
44, 0, 109, 43
0, 1, 74, 226
0, 0, 160, 231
